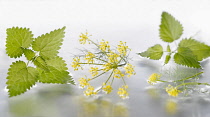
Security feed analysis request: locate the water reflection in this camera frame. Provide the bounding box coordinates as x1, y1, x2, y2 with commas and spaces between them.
8, 84, 74, 117
75, 96, 129, 117
165, 99, 177, 115
145, 86, 210, 117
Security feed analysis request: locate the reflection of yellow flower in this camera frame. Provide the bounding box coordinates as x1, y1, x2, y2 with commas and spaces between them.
78, 77, 90, 89
166, 85, 181, 97
117, 41, 129, 56
102, 83, 113, 94
124, 63, 135, 77
84, 85, 97, 96
147, 73, 160, 85
79, 32, 90, 44
113, 103, 129, 117
117, 85, 129, 99
89, 67, 99, 77
113, 69, 125, 78
165, 100, 177, 115
71, 57, 82, 71
84, 52, 95, 63
147, 88, 159, 98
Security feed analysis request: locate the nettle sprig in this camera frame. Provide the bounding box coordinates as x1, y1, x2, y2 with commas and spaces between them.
6, 27, 74, 97
139, 12, 210, 68
147, 72, 210, 97
71, 32, 136, 99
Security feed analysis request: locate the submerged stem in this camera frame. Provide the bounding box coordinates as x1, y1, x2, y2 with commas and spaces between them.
177, 82, 210, 88
174, 72, 203, 82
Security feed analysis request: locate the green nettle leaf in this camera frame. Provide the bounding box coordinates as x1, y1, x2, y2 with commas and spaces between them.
167, 45, 171, 52
6, 61, 39, 97
32, 27, 65, 59
6, 27, 34, 58
33, 56, 49, 71
139, 44, 163, 60
164, 54, 171, 65
38, 67, 71, 84
174, 47, 201, 68
178, 38, 210, 61
38, 56, 74, 84
23, 49, 36, 61
45, 56, 68, 71
159, 12, 183, 42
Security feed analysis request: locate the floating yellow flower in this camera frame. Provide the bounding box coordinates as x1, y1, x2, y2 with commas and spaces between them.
124, 63, 135, 77
117, 41, 129, 56
71, 57, 82, 71
84, 85, 97, 96
102, 83, 113, 94
79, 32, 90, 44
113, 69, 125, 78
78, 77, 90, 88
84, 52, 95, 63
147, 73, 160, 85
166, 85, 181, 97
89, 67, 99, 77
117, 85, 129, 99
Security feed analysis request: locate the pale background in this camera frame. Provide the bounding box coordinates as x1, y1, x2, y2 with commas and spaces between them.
0, 0, 210, 117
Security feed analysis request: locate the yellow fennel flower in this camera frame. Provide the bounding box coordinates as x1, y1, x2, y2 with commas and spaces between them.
78, 77, 90, 89
117, 85, 129, 99
124, 63, 135, 77
103, 63, 112, 72
147, 73, 160, 85
102, 83, 113, 94
107, 51, 120, 64
166, 85, 181, 97
71, 57, 82, 71
89, 67, 99, 77
84, 85, 97, 96
84, 52, 95, 63
113, 69, 125, 78
99, 40, 110, 51
79, 32, 90, 44
117, 41, 129, 56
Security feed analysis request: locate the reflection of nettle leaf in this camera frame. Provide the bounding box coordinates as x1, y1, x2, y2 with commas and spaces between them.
71, 32, 135, 99
6, 27, 74, 97
139, 12, 210, 68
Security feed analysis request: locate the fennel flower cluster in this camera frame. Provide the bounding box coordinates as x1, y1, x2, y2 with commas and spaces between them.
147, 72, 210, 97
71, 32, 136, 99
147, 73, 181, 97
